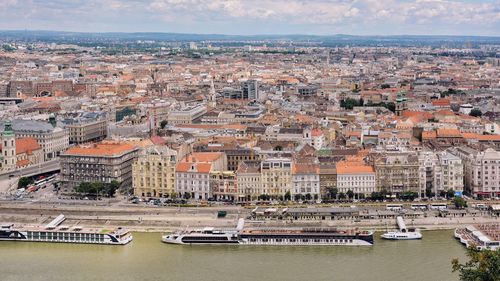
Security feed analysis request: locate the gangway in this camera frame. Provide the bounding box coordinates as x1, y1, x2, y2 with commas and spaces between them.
45, 214, 65, 229
396, 216, 407, 233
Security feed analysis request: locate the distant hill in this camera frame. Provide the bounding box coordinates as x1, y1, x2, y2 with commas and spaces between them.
0, 30, 499, 47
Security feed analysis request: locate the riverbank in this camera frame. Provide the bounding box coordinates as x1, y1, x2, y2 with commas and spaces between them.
0, 201, 498, 233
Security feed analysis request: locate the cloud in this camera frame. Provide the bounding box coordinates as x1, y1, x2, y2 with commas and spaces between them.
0, 0, 498, 35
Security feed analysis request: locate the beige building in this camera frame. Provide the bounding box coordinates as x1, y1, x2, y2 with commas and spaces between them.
236, 161, 262, 201
260, 158, 292, 197
167, 104, 207, 125
373, 152, 420, 195
133, 145, 177, 198
67, 119, 108, 144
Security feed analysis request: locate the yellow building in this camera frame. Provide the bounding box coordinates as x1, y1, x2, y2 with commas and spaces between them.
133, 145, 177, 198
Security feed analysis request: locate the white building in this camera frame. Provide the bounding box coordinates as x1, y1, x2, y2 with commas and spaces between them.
175, 152, 226, 200
453, 147, 500, 198
336, 161, 376, 196
292, 162, 320, 199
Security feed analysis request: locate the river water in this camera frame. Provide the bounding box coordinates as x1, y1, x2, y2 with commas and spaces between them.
1, 230, 465, 281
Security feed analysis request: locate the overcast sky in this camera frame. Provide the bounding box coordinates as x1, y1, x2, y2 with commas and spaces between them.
1, 0, 499, 36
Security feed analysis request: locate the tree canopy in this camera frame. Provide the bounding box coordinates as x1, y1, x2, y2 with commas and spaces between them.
452, 247, 500, 281
76, 181, 120, 197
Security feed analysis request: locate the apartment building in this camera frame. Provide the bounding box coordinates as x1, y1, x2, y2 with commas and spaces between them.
292, 162, 320, 199
236, 161, 262, 201
336, 161, 376, 196
175, 152, 227, 200
454, 147, 500, 198
260, 158, 292, 197
60, 142, 139, 190
374, 152, 420, 195
132, 145, 177, 198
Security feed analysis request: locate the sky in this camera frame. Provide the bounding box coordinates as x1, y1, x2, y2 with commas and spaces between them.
0, 0, 499, 36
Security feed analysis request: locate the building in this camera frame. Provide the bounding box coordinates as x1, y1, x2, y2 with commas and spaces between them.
167, 104, 207, 125
260, 158, 292, 198
336, 161, 376, 196
374, 152, 420, 195
242, 80, 259, 100
453, 147, 500, 198
419, 150, 464, 197
60, 142, 139, 190
210, 171, 237, 201
1, 119, 69, 161
64, 112, 108, 144
292, 162, 320, 199
236, 161, 262, 201
15, 137, 43, 169
437, 151, 464, 194
132, 145, 177, 198
175, 152, 227, 200
0, 121, 16, 171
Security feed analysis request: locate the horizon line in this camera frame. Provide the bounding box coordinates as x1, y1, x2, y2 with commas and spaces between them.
1, 29, 499, 39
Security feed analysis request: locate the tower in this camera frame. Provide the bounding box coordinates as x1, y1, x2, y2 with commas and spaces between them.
395, 92, 407, 116
208, 79, 217, 108
1, 121, 16, 171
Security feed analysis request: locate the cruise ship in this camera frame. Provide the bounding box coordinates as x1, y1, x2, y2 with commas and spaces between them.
0, 215, 133, 245
454, 224, 499, 250
162, 219, 374, 246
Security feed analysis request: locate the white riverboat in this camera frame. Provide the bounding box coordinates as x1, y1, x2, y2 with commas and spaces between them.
381, 231, 422, 240
162, 219, 374, 246
0, 215, 132, 245
381, 216, 422, 240
454, 224, 499, 250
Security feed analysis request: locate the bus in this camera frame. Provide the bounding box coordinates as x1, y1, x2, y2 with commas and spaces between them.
429, 203, 448, 210
34, 178, 46, 186
411, 204, 428, 210
386, 204, 404, 211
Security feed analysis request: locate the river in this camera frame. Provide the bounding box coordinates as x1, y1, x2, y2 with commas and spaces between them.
0, 230, 466, 281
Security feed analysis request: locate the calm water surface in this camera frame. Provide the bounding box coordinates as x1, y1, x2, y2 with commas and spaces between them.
0, 230, 465, 281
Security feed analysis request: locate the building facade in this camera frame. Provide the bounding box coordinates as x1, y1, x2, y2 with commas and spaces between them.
60, 142, 139, 190
132, 146, 177, 198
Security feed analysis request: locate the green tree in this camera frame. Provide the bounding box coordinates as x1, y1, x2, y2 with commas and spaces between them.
469, 109, 482, 117
446, 189, 455, 199
346, 190, 354, 200
183, 192, 191, 200
305, 193, 312, 201
18, 177, 33, 189
381, 84, 391, 89
338, 192, 346, 200
284, 191, 291, 201
160, 120, 168, 129
452, 247, 500, 281
453, 197, 467, 209
328, 187, 338, 200
426, 188, 435, 198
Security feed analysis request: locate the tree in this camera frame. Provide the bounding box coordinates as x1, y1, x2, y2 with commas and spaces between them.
346, 190, 354, 200
446, 189, 455, 199
453, 197, 467, 209
305, 193, 312, 201
183, 192, 191, 200
338, 192, 346, 200
426, 188, 435, 198
18, 177, 33, 189
469, 109, 482, 117
452, 247, 500, 281
160, 120, 168, 129
328, 187, 338, 200
284, 191, 291, 201
381, 84, 391, 89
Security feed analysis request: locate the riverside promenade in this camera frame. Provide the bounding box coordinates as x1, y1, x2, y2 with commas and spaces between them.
0, 200, 498, 232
